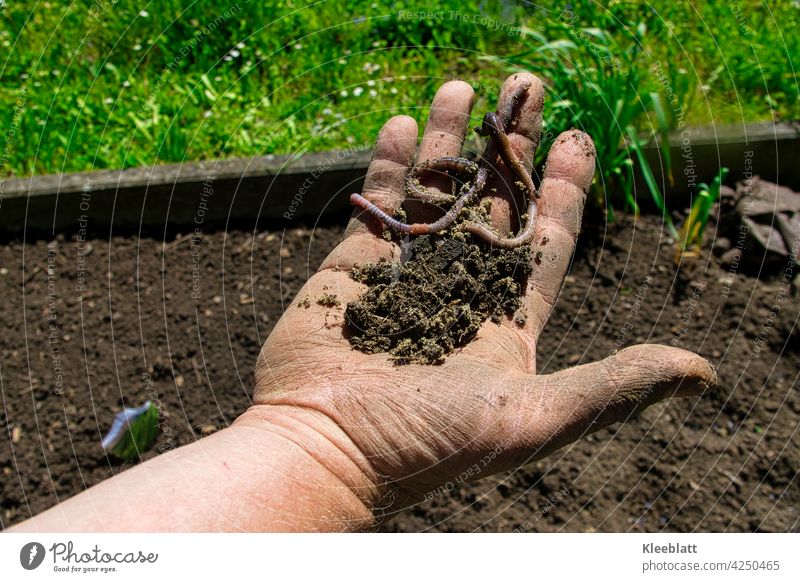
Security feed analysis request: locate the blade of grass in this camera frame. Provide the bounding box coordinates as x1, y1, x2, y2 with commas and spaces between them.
649, 92, 674, 186
626, 125, 678, 238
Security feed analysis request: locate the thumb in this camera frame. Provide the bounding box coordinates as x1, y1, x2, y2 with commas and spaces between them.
522, 345, 717, 458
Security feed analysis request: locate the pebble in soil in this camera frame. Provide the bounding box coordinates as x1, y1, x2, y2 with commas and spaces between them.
345, 230, 531, 365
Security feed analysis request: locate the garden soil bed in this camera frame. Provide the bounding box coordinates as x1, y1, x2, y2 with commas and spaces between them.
1, 213, 798, 532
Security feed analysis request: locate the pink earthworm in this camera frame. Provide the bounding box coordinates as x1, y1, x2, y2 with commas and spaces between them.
350, 82, 538, 248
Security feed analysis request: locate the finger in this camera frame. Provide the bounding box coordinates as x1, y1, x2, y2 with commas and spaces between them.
535, 345, 718, 454
347, 114, 418, 235
483, 73, 545, 234
520, 130, 596, 346
406, 80, 475, 220
488, 345, 718, 466
321, 115, 418, 270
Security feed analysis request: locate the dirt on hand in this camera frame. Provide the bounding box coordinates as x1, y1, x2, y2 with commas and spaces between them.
344, 230, 531, 364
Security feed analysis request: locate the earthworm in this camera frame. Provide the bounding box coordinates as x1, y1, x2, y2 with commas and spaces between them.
497, 80, 531, 127
477, 112, 537, 198
404, 156, 479, 205
350, 81, 538, 247
351, 165, 485, 235
461, 104, 539, 248
351, 123, 492, 235
461, 200, 538, 249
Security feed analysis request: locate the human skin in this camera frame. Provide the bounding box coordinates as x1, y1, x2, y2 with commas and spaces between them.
11, 73, 717, 532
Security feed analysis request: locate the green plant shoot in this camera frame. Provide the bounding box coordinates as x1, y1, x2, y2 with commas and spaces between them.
679, 167, 730, 252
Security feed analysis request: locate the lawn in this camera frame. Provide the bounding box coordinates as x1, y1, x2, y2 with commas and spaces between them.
1, 0, 797, 179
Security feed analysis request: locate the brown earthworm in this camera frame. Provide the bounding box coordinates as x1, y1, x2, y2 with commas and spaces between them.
351, 163, 487, 235
350, 81, 538, 248
477, 112, 537, 198
460, 199, 538, 249
404, 156, 479, 205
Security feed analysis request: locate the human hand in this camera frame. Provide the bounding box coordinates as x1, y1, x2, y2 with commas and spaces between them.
247, 73, 717, 524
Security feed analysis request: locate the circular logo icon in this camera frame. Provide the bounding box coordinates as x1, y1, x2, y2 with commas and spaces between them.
20, 542, 46, 570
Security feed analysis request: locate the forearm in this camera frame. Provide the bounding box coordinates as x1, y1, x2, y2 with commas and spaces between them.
10, 405, 381, 532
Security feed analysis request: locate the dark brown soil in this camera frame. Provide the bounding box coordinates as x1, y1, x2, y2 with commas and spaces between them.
1, 213, 798, 532
345, 232, 531, 364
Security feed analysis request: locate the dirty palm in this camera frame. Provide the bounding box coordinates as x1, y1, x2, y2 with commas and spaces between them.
254, 73, 716, 507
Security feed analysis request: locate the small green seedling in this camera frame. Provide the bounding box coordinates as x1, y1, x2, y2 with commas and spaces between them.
676, 167, 729, 260
101, 401, 159, 461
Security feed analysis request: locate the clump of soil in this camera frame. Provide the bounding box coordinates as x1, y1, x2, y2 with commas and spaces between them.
316, 293, 340, 307
345, 231, 531, 364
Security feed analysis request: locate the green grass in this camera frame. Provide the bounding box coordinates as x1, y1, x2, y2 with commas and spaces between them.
1, 0, 797, 185
494, 19, 669, 214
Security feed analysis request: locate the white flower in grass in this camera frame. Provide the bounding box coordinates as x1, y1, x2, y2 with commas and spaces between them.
369, 89, 377, 98
366, 79, 375, 87
339, 90, 348, 98
322, 107, 333, 116
139, 10, 149, 17
104, 97, 113, 105
353, 86, 364, 97
236, 42, 245, 49
203, 110, 213, 118
361, 62, 381, 74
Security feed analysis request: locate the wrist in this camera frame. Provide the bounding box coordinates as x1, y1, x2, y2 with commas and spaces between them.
234, 404, 385, 531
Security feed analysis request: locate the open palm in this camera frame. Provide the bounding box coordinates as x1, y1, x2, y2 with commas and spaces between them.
253, 73, 716, 514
